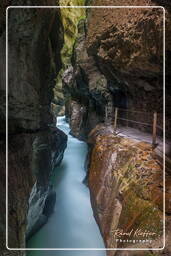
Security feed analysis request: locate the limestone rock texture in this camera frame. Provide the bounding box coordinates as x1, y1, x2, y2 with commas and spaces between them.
87, 0, 164, 117
0, 1, 67, 254
63, 18, 110, 139
62, 5, 171, 253
88, 124, 171, 255
64, 0, 171, 139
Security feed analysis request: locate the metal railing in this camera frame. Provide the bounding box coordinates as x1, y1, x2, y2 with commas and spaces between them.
106, 107, 169, 147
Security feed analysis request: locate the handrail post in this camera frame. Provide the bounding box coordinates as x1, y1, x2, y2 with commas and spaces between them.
105, 105, 108, 124
126, 110, 128, 127
114, 107, 118, 133
152, 111, 157, 147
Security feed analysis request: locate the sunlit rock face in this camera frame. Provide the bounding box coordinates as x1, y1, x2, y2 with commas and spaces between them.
88, 124, 171, 255
0, 1, 66, 253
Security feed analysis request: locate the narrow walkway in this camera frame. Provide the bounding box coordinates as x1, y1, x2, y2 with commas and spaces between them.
117, 126, 171, 158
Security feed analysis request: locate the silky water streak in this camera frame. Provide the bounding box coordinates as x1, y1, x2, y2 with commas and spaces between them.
26, 116, 106, 256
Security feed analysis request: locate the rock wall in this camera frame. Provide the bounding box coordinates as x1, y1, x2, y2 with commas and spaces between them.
88, 124, 171, 255
0, 1, 66, 254
63, 18, 109, 139
63, 0, 171, 139
62, 1, 171, 255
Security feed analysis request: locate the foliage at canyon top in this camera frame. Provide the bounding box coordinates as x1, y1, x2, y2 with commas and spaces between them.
53, 0, 86, 116
59, 0, 86, 65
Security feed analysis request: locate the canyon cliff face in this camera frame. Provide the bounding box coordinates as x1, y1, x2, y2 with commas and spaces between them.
63, 0, 171, 139
0, 0, 170, 254
88, 124, 171, 255
62, 0, 171, 255
52, 1, 85, 117
0, 1, 67, 254
63, 18, 109, 139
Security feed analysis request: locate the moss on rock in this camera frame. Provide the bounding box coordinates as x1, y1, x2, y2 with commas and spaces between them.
53, 1, 86, 116
88, 124, 165, 250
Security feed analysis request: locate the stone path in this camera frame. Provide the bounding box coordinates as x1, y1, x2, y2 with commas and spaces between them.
117, 126, 171, 159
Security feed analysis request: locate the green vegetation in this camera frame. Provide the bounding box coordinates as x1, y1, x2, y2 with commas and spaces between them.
59, 0, 86, 66
53, 1, 86, 116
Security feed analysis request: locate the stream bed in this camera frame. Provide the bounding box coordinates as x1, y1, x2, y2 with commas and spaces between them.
27, 116, 106, 256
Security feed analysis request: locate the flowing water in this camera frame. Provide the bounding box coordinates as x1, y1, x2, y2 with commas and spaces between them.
27, 116, 106, 256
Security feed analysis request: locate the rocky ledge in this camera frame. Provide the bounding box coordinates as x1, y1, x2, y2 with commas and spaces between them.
88, 124, 171, 255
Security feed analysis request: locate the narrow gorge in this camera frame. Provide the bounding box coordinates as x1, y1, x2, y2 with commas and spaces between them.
0, 1, 171, 256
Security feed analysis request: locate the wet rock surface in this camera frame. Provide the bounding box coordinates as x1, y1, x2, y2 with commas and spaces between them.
26, 128, 67, 241
63, 0, 171, 139
52, 1, 85, 117
61, 3, 171, 254
63, 19, 109, 139
88, 124, 171, 255
0, 0, 170, 255
0, 134, 35, 251
0, 0, 65, 254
